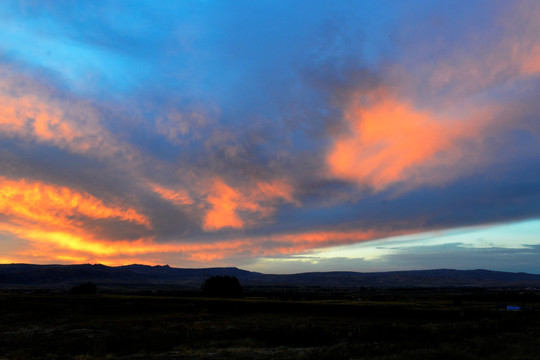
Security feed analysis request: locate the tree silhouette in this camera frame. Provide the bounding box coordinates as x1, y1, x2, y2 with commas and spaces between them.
201, 275, 243, 298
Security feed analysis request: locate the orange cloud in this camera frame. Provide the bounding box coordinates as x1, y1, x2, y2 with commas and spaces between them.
202, 178, 296, 231
327, 92, 490, 192
0, 68, 134, 160
255, 179, 297, 205
0, 176, 150, 229
341, 5, 540, 194
4, 219, 255, 265
0, 176, 158, 265
150, 183, 193, 206
182, 228, 399, 262
203, 179, 246, 230
0, 184, 401, 267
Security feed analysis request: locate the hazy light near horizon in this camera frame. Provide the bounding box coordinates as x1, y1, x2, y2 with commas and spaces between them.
245, 220, 540, 274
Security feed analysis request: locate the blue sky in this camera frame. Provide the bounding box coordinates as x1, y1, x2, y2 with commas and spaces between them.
1, 0, 540, 273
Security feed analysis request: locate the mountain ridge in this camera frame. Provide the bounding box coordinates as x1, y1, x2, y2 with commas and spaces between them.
1, 264, 540, 289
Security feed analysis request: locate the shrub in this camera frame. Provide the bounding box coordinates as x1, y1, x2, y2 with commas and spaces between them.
201, 275, 243, 298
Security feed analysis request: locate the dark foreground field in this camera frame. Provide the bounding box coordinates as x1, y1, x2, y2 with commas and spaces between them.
1, 289, 539, 359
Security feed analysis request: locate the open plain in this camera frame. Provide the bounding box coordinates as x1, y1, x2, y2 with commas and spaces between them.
1, 288, 539, 359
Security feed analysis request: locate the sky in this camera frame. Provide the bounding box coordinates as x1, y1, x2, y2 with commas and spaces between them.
1, 0, 540, 274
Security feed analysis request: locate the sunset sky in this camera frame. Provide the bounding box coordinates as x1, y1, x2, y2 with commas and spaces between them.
1, 0, 540, 273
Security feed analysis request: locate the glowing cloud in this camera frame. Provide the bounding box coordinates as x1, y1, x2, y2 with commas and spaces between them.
0, 176, 150, 229
202, 178, 296, 231
0, 68, 133, 160
326, 92, 489, 192
203, 179, 245, 230
255, 179, 297, 205
0, 218, 402, 266
0, 176, 166, 265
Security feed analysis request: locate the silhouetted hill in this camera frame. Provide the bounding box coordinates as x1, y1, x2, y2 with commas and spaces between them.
1, 264, 539, 289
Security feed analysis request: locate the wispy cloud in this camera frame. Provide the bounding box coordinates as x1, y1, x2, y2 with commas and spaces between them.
0, 67, 138, 161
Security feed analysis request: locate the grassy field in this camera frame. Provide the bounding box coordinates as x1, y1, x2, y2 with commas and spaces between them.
1, 289, 539, 359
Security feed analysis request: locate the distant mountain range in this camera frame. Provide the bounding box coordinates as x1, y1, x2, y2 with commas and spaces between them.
1, 264, 540, 289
